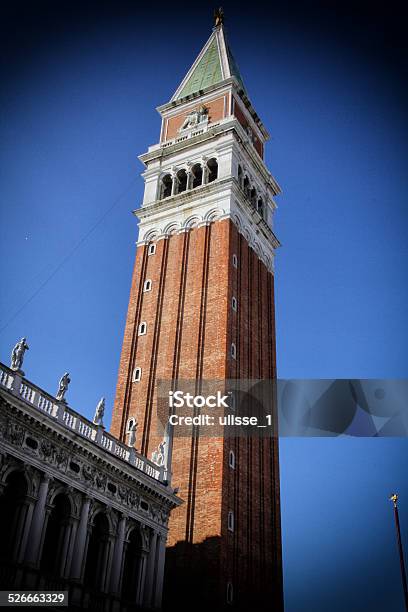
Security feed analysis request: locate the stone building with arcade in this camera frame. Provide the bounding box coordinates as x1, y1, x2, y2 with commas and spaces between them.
0, 341, 180, 611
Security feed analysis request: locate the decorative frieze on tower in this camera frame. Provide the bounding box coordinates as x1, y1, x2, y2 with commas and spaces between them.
112, 16, 284, 611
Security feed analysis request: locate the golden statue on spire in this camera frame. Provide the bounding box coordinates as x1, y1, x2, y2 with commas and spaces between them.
214, 7, 224, 27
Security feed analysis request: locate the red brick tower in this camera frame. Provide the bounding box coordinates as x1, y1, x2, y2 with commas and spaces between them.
111, 16, 284, 611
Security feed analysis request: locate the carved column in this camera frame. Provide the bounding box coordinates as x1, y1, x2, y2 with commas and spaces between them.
186, 164, 193, 190
135, 550, 148, 606
143, 530, 158, 608
25, 473, 51, 566
101, 532, 115, 593
110, 514, 127, 594
58, 517, 78, 578
171, 173, 178, 196
63, 516, 79, 578
153, 534, 167, 609
15, 498, 35, 564
201, 157, 209, 185
70, 496, 91, 581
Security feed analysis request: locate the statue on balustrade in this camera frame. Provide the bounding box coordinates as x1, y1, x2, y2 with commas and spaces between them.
10, 337, 29, 372
56, 372, 71, 403
128, 420, 138, 448
93, 397, 105, 427
152, 440, 166, 466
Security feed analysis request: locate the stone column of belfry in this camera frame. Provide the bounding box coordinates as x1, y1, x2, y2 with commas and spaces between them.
112, 16, 284, 611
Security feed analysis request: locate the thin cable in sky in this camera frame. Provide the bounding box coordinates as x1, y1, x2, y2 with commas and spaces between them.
0, 175, 138, 336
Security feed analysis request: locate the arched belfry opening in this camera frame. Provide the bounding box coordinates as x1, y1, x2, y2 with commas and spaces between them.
237, 164, 243, 188
161, 174, 173, 199
207, 158, 218, 183
191, 163, 203, 188
257, 197, 264, 218
176, 169, 188, 193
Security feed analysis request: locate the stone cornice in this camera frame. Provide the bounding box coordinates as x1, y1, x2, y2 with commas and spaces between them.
0, 387, 180, 511
0, 393, 181, 535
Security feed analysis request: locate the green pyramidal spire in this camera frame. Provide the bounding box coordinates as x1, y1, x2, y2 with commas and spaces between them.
172, 24, 247, 101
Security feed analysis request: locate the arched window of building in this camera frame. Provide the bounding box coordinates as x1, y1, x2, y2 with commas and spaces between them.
147, 243, 156, 256
257, 197, 264, 218
243, 176, 250, 196
40, 493, 71, 575
228, 510, 234, 532
207, 158, 218, 183
0, 470, 28, 562
160, 174, 173, 199
231, 343, 237, 360
231, 296, 237, 312
83, 512, 110, 590
232, 253, 238, 268
191, 164, 203, 189
237, 165, 243, 188
138, 322, 147, 336
176, 169, 188, 194
250, 187, 257, 208
121, 527, 144, 602
143, 279, 152, 292
229, 450, 235, 469
227, 582, 234, 605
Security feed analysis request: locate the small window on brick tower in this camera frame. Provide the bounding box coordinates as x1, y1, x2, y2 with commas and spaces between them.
132, 367, 142, 382
144, 279, 152, 292
231, 343, 237, 360
232, 253, 238, 268
229, 450, 235, 469
232, 296, 237, 311
228, 510, 234, 532
138, 322, 147, 336
148, 243, 156, 256
226, 582, 233, 605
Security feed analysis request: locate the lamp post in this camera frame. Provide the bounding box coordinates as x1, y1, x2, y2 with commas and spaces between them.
390, 493, 408, 611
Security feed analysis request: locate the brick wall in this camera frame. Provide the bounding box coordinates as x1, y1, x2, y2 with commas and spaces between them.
111, 219, 283, 610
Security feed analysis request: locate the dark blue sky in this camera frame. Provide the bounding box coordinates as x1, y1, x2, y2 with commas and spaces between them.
1, 2, 407, 610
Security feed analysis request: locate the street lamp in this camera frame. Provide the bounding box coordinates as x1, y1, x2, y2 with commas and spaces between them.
390, 493, 408, 611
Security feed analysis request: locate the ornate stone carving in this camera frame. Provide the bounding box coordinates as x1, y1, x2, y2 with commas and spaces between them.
95, 471, 107, 491
82, 464, 96, 482
4, 420, 24, 447
179, 105, 208, 131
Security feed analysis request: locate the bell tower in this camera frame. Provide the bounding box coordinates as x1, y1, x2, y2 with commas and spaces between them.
111, 14, 284, 611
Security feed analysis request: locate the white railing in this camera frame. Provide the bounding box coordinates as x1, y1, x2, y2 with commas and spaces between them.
0, 363, 164, 483
161, 118, 228, 149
